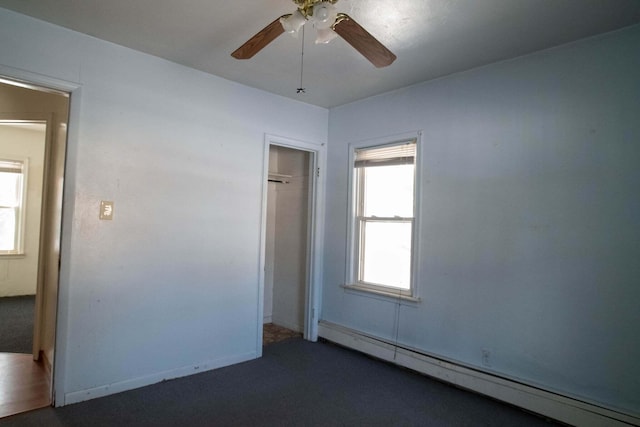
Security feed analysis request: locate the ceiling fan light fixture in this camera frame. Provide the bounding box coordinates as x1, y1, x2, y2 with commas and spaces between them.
315, 27, 338, 44
280, 10, 306, 34
311, 2, 337, 30
232, 0, 396, 68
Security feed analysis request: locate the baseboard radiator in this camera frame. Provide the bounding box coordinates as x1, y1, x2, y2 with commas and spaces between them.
318, 321, 639, 427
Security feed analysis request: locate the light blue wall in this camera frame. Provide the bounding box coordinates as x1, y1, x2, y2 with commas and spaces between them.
0, 7, 327, 403
324, 25, 640, 413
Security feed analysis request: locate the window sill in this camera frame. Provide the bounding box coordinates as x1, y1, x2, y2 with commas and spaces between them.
0, 253, 26, 259
341, 283, 421, 304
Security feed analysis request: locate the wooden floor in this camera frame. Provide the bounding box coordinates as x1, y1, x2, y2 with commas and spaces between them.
263, 323, 302, 346
0, 353, 50, 419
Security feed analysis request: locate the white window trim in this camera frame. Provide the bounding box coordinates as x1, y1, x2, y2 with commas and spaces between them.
344, 131, 423, 302
0, 155, 29, 256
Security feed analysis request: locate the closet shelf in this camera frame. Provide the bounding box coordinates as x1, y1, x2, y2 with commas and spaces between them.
268, 172, 292, 184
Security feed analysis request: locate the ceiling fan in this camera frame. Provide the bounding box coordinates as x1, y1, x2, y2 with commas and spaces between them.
231, 0, 396, 68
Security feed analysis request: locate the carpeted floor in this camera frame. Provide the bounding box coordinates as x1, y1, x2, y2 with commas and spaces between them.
0, 338, 560, 426
0, 295, 34, 354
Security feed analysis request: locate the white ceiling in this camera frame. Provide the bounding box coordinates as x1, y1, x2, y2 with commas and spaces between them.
1, 0, 639, 108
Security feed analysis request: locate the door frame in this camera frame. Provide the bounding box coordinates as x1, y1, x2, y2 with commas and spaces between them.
257, 134, 326, 356
0, 65, 80, 406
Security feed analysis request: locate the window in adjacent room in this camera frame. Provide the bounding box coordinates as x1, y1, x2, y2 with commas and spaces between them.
0, 158, 27, 255
346, 137, 419, 299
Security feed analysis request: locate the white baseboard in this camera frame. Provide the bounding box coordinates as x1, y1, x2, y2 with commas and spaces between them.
62, 350, 257, 406
318, 321, 639, 427
263, 315, 272, 323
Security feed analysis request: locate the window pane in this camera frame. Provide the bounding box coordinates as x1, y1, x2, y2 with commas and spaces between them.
0, 208, 16, 251
363, 165, 414, 217
361, 221, 411, 289
0, 172, 21, 207
0, 167, 24, 253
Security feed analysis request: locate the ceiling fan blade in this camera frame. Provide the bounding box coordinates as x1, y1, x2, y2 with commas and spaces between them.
231, 15, 288, 60
333, 14, 396, 68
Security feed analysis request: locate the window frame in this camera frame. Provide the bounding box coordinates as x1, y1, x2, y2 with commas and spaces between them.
0, 156, 29, 256
344, 132, 422, 301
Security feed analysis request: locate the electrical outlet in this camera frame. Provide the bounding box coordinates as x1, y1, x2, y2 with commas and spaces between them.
482, 349, 491, 367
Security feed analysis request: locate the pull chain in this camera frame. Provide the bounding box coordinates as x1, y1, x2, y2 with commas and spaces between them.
297, 26, 306, 94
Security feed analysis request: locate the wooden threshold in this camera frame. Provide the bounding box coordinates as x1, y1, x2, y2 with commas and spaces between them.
0, 353, 50, 419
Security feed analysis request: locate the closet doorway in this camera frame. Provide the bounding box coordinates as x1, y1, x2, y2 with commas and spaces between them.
259, 135, 325, 354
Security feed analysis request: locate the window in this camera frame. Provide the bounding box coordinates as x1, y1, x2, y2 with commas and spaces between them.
347, 138, 419, 299
0, 159, 27, 255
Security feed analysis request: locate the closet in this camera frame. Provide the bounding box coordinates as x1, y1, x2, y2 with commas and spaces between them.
263, 145, 310, 332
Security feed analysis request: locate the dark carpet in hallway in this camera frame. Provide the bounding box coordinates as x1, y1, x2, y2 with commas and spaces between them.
0, 296, 34, 354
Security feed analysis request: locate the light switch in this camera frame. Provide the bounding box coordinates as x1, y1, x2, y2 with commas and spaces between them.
100, 201, 114, 220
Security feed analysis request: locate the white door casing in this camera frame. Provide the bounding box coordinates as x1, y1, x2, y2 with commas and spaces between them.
257, 134, 326, 355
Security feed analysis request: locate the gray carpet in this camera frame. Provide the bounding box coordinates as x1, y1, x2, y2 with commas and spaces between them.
0, 338, 560, 426
0, 295, 34, 354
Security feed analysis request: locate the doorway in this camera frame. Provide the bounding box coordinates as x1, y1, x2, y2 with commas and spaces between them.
258, 135, 325, 354
263, 145, 310, 344
0, 120, 46, 356
0, 79, 70, 417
